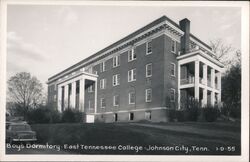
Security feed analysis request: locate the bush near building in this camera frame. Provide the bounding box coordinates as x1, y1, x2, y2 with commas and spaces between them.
26, 105, 85, 124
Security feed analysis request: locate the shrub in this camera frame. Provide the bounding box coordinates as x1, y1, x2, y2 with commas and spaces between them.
202, 105, 220, 122
183, 98, 200, 121
167, 109, 176, 122
175, 110, 186, 122
229, 107, 241, 119
61, 109, 84, 123
220, 104, 241, 119
27, 106, 61, 124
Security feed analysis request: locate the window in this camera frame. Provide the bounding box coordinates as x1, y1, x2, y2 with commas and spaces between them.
100, 61, 106, 72
113, 55, 120, 67
128, 47, 136, 62
129, 92, 135, 104
128, 69, 136, 82
170, 63, 176, 77
129, 112, 134, 121
113, 74, 120, 86
170, 88, 175, 102
113, 95, 119, 106
146, 63, 152, 77
171, 39, 176, 53
88, 100, 92, 109
145, 89, 152, 102
146, 40, 152, 55
88, 84, 94, 92
114, 113, 118, 122
100, 98, 106, 108
54, 95, 56, 102
145, 111, 151, 120
100, 79, 106, 89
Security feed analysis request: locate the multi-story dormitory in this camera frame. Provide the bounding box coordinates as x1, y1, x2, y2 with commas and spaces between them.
47, 16, 223, 123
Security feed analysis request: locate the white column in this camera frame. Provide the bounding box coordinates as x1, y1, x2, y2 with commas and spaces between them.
177, 62, 181, 109
203, 64, 207, 86
57, 85, 62, 112
202, 88, 207, 107
79, 78, 85, 112
202, 64, 207, 107
211, 91, 215, 106
194, 60, 200, 100
211, 69, 215, 89
211, 68, 215, 106
94, 81, 98, 113
71, 81, 76, 108
217, 72, 222, 106
64, 84, 69, 109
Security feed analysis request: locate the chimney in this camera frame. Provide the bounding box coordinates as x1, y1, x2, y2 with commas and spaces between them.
179, 18, 190, 54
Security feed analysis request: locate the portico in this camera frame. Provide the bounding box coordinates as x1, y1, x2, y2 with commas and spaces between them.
56, 68, 98, 122
177, 50, 223, 109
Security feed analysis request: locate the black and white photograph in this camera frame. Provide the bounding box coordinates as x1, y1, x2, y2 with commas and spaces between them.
0, 0, 249, 161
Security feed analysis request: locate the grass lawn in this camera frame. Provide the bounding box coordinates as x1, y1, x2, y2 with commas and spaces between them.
31, 121, 241, 155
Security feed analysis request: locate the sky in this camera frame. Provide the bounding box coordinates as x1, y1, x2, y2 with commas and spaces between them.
6, 4, 241, 90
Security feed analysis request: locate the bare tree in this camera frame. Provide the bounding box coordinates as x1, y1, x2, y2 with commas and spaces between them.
209, 39, 240, 69
7, 72, 44, 118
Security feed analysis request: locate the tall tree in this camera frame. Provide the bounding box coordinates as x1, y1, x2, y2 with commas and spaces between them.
210, 39, 240, 69
7, 72, 43, 118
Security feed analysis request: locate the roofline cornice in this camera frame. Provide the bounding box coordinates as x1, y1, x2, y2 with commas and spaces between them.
48, 18, 184, 84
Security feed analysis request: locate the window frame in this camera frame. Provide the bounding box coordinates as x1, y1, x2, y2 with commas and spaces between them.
146, 40, 152, 55
145, 111, 151, 120
100, 61, 106, 72
170, 88, 175, 102
129, 92, 135, 104
113, 95, 119, 107
129, 112, 134, 121
128, 68, 136, 82
113, 55, 120, 68
128, 47, 136, 62
146, 63, 152, 77
88, 100, 93, 109
145, 88, 152, 102
170, 63, 176, 77
100, 98, 106, 108
112, 74, 120, 86
100, 78, 106, 89
171, 39, 176, 53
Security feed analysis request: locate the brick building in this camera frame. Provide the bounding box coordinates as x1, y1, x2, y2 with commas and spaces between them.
47, 16, 223, 123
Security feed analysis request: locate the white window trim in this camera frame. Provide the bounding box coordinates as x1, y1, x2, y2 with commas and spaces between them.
88, 100, 93, 109
128, 68, 136, 82
145, 89, 152, 102
100, 61, 106, 72
113, 74, 120, 86
129, 92, 135, 104
113, 95, 119, 107
146, 40, 152, 55
113, 55, 120, 68
129, 112, 134, 121
170, 63, 176, 77
170, 88, 175, 102
146, 63, 152, 78
100, 79, 106, 89
128, 47, 136, 62
100, 98, 105, 108
171, 39, 176, 53
145, 111, 151, 120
